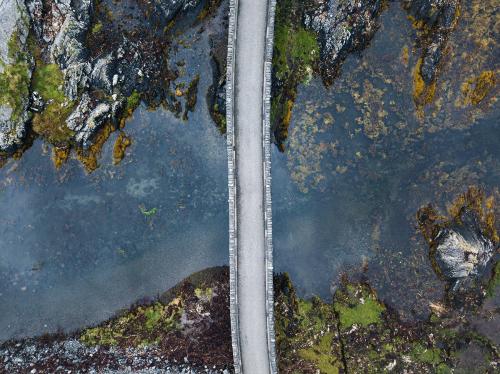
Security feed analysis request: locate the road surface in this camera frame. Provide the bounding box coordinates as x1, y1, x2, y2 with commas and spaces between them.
226, 0, 277, 373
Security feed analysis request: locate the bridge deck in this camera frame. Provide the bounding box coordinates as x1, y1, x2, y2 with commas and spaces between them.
226, 0, 277, 373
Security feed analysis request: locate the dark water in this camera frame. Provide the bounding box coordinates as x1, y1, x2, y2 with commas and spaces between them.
272, 1, 499, 318
0, 21, 228, 341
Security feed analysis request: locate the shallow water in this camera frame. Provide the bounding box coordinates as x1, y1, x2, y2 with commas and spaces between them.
0, 21, 228, 341
272, 1, 499, 319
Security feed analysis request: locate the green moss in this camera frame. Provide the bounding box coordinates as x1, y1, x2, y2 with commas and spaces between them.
486, 261, 500, 298
271, 0, 320, 150
91, 21, 103, 35
274, 24, 319, 81
0, 30, 31, 121
144, 303, 166, 331
80, 301, 182, 348
194, 287, 213, 300
31, 59, 76, 145
298, 333, 341, 374
32, 63, 66, 102
334, 284, 385, 330
297, 296, 332, 334
410, 343, 443, 365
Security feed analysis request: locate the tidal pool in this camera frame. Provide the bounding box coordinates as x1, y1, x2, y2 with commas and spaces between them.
272, 0, 499, 320
0, 25, 228, 340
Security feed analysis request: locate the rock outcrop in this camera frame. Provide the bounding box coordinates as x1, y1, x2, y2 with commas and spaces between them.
433, 208, 495, 282
1, 0, 219, 162
304, 0, 383, 85
403, 0, 460, 85
418, 187, 498, 291
0, 0, 33, 153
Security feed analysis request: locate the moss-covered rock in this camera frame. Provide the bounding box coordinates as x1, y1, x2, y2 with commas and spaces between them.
275, 272, 499, 373
0, 0, 33, 153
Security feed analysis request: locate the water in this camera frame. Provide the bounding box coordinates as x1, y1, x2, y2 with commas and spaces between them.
0, 20, 228, 340
272, 1, 499, 319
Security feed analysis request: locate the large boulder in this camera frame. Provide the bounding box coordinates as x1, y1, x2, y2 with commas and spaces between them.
433, 208, 495, 283
0, 0, 33, 153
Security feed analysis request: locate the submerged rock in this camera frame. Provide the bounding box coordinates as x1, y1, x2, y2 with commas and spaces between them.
0, 0, 33, 153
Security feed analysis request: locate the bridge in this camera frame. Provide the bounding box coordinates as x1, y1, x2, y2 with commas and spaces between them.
226, 0, 278, 373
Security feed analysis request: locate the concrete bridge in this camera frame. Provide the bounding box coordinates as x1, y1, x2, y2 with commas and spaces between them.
226, 0, 277, 373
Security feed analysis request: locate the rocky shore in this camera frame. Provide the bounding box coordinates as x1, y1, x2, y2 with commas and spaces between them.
270, 0, 496, 150
0, 0, 227, 170
0, 267, 233, 373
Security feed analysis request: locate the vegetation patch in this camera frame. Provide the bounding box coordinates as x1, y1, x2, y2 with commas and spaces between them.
75, 122, 114, 172
183, 74, 200, 120
0, 30, 31, 121
80, 300, 183, 348
271, 0, 319, 151
333, 283, 385, 330
112, 132, 131, 165
298, 333, 342, 374
413, 57, 436, 112
32, 60, 76, 146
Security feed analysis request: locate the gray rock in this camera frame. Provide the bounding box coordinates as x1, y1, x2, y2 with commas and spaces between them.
304, 0, 383, 84
49, 0, 93, 100
155, 0, 201, 22
433, 209, 495, 284
0, 0, 33, 153
66, 94, 107, 146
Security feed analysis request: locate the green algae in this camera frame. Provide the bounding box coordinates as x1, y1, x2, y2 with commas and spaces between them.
140, 206, 158, 217
0, 30, 31, 121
